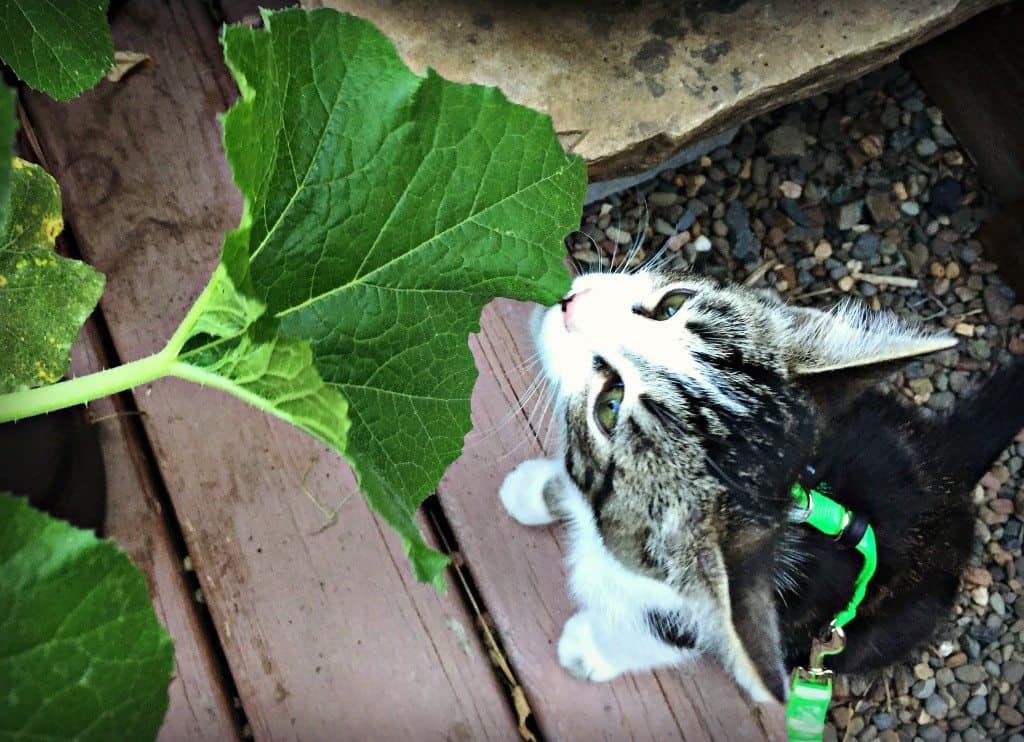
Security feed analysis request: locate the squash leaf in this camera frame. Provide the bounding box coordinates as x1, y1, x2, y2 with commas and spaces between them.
0, 0, 114, 100
173, 7, 583, 586
0, 153, 105, 393
0, 492, 174, 741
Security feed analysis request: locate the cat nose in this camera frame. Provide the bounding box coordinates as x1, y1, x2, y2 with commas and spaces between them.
560, 288, 591, 330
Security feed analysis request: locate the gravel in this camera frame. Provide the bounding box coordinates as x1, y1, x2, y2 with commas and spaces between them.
569, 61, 1023, 741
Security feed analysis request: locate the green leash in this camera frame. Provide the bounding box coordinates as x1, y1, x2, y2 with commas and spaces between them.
784, 480, 878, 742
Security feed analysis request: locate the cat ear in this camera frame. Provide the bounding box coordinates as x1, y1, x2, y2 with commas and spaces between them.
706, 534, 788, 703
782, 299, 956, 375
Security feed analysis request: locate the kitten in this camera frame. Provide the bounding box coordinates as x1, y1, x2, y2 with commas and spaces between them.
500, 267, 1024, 703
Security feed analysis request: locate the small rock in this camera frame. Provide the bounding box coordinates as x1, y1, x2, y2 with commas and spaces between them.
866, 190, 900, 225
947, 652, 969, 669
913, 677, 936, 699
964, 566, 993, 587
693, 235, 712, 252
648, 191, 678, 207
653, 218, 675, 237
725, 201, 758, 260
998, 705, 1024, 726
765, 124, 807, 159
954, 664, 987, 684
914, 662, 935, 680
675, 210, 697, 232
1003, 660, 1024, 685
859, 134, 884, 159
925, 694, 949, 720
814, 241, 833, 261
780, 180, 803, 199
916, 138, 938, 157
900, 201, 921, 216
967, 695, 988, 717
983, 284, 1013, 326
837, 200, 864, 230
927, 391, 956, 412
929, 176, 963, 215
852, 233, 881, 260
605, 226, 632, 245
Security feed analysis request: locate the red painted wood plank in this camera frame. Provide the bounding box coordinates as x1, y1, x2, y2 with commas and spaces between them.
440, 299, 785, 740
22, 1, 514, 738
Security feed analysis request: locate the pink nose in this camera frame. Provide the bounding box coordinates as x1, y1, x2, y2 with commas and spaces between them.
560, 288, 591, 330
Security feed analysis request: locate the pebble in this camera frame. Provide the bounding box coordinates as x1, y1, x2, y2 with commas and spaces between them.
983, 284, 1013, 326
605, 225, 632, 245
780, 180, 803, 199
765, 124, 807, 159
837, 200, 864, 230
1003, 660, 1024, 685
852, 233, 881, 260
929, 176, 964, 215
955, 665, 987, 684
925, 694, 949, 720
692, 235, 712, 252
998, 705, 1024, 726
724, 201, 758, 260
866, 191, 900, 224
916, 138, 938, 157
967, 695, 988, 717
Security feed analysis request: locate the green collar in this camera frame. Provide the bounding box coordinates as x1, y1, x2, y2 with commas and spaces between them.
784, 480, 878, 742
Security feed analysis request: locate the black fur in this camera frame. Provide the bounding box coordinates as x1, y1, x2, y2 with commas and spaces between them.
775, 361, 1024, 673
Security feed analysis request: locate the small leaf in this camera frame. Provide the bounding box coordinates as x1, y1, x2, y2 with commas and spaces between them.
173, 7, 583, 585
0, 492, 174, 741
0, 157, 105, 393
0, 0, 114, 100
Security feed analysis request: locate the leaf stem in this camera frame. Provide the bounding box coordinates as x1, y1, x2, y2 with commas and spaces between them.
0, 349, 176, 422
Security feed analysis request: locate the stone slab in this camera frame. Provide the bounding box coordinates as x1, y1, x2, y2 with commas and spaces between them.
308, 0, 1002, 181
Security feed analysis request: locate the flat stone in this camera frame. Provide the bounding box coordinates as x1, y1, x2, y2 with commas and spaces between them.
984, 284, 1014, 326
837, 200, 865, 230
866, 190, 900, 225
317, 0, 1004, 180
725, 200, 758, 260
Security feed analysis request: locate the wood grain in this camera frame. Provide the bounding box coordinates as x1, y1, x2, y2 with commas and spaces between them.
68, 320, 240, 742
906, 3, 1024, 205
440, 299, 785, 740
23, 1, 513, 738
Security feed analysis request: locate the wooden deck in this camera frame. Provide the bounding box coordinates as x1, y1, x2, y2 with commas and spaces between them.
16, 1, 780, 739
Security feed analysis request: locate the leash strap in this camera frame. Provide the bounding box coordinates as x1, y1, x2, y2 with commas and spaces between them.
784, 482, 878, 742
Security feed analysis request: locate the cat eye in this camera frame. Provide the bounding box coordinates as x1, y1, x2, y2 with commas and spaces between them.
652, 290, 692, 320
595, 380, 624, 435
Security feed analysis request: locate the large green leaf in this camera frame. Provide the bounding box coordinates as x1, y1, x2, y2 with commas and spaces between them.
173, 7, 583, 586
0, 492, 174, 741
0, 156, 105, 393
0, 0, 113, 100
0, 86, 14, 217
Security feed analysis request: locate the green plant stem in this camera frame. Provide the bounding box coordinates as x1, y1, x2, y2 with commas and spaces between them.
0, 349, 176, 422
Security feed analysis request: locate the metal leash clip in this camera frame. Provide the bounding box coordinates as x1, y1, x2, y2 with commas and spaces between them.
803, 624, 846, 679
786, 625, 847, 741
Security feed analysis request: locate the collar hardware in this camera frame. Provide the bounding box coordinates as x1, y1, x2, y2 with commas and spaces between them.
784, 480, 878, 742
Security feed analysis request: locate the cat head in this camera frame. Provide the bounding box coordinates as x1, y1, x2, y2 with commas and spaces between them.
534, 267, 954, 701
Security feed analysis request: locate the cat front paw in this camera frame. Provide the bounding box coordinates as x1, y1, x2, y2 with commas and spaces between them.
499, 458, 561, 526
558, 612, 619, 682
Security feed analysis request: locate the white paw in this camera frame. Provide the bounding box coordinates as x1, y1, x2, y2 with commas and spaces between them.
558, 613, 619, 682
499, 458, 561, 526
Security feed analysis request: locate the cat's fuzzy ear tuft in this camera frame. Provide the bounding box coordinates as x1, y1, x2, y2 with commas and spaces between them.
783, 299, 956, 375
